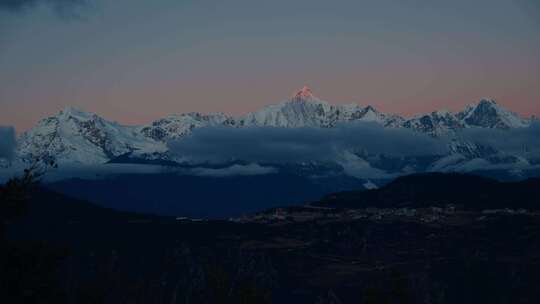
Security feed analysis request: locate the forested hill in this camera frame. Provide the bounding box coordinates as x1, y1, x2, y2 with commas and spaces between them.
317, 173, 540, 210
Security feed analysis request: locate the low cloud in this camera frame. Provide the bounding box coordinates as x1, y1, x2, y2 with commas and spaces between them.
189, 164, 278, 177
0, 126, 16, 161
168, 122, 449, 165
0, 163, 278, 183
457, 122, 540, 161
32, 163, 167, 182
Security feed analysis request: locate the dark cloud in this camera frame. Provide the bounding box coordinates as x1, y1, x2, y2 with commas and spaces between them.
0, 126, 16, 161
0, 0, 90, 16
168, 122, 448, 165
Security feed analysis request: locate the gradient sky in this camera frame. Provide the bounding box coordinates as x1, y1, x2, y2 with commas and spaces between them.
1, 0, 539, 132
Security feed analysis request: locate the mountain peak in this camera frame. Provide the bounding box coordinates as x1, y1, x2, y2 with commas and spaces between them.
292, 85, 315, 101
59, 106, 93, 119
478, 98, 497, 106
363, 105, 378, 113
460, 98, 528, 129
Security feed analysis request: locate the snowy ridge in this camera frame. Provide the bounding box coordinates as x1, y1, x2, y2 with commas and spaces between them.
17, 107, 166, 165
457, 99, 529, 129
12, 87, 532, 167
403, 110, 465, 136
140, 112, 236, 141
239, 86, 400, 128
239, 87, 336, 128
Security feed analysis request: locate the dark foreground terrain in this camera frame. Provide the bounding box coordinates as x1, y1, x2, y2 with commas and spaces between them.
46, 171, 365, 218
2, 173, 540, 303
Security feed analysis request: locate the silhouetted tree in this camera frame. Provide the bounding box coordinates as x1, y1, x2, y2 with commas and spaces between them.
1, 157, 57, 235
1, 170, 35, 238
1, 155, 64, 303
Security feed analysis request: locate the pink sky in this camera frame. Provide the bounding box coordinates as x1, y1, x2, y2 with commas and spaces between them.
1, 0, 539, 132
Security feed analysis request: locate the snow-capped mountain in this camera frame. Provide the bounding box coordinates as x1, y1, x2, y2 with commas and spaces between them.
239, 86, 402, 128
17, 107, 166, 165
140, 112, 236, 141
337, 105, 405, 128
457, 98, 529, 129
403, 110, 465, 136
239, 86, 337, 128
11, 87, 533, 176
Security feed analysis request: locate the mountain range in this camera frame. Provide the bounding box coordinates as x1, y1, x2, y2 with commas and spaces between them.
5, 86, 538, 181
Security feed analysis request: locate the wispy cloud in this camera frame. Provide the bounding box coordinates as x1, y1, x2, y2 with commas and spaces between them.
0, 0, 91, 17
